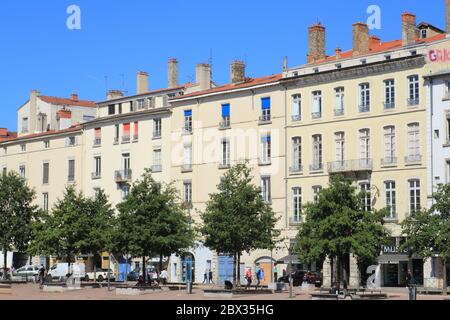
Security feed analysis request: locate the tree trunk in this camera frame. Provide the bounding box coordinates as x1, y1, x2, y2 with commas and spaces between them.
336, 256, 341, 287
443, 258, 447, 296
330, 257, 334, 287
232, 253, 237, 287
237, 253, 241, 287
125, 255, 129, 283
2, 249, 7, 280
142, 256, 146, 283
159, 253, 163, 275
94, 253, 97, 283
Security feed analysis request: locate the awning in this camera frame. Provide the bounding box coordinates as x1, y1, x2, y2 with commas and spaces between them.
377, 254, 410, 264
277, 255, 300, 264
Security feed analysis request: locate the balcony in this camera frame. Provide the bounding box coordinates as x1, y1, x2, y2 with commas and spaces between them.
122, 135, 130, 144
182, 127, 193, 135
181, 164, 193, 173
91, 172, 101, 180
311, 112, 322, 119
258, 115, 271, 125
289, 164, 303, 174
334, 109, 344, 116
132, 134, 139, 142
67, 176, 75, 183
327, 159, 373, 174
151, 165, 162, 173
289, 216, 302, 226
291, 115, 301, 122
93, 138, 102, 146
153, 132, 162, 139
114, 170, 132, 183
381, 157, 397, 166
113, 137, 119, 145
405, 154, 422, 164
407, 98, 420, 106
359, 104, 370, 113
218, 162, 231, 170
219, 118, 231, 129
309, 163, 324, 172
258, 158, 272, 166
383, 101, 396, 110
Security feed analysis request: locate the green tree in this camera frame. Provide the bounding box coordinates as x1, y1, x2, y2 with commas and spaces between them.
0, 172, 39, 279
29, 186, 91, 272
116, 170, 195, 282
295, 175, 389, 288
401, 184, 450, 295
200, 163, 280, 286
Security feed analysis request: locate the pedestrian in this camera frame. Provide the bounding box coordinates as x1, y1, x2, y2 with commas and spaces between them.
256, 267, 264, 290
160, 269, 168, 285
274, 265, 278, 283
245, 268, 252, 290
203, 268, 208, 284
208, 270, 214, 284
38, 264, 46, 287
406, 269, 413, 287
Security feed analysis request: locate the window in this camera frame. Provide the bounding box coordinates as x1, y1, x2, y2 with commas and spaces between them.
409, 180, 421, 215
261, 176, 271, 203
311, 135, 323, 171
221, 104, 231, 128
20, 144, 26, 152
42, 193, 49, 212
334, 132, 345, 163
384, 79, 395, 109
292, 94, 301, 121
19, 165, 26, 179
447, 160, 450, 183
68, 159, 75, 182
93, 188, 101, 198
183, 182, 192, 205
406, 123, 421, 162
313, 186, 322, 204
260, 97, 271, 122
312, 91, 322, 118
291, 137, 302, 172
22, 117, 29, 133
2, 167, 6, 176
359, 83, 370, 112
260, 134, 271, 164
421, 29, 427, 39
122, 153, 131, 174
133, 122, 139, 141
108, 105, 115, 115
94, 128, 102, 146
153, 149, 162, 172
334, 87, 344, 116
221, 139, 230, 167
360, 183, 372, 212
292, 187, 302, 222
43, 162, 49, 184
83, 115, 95, 122
385, 181, 397, 219
184, 110, 192, 133
44, 140, 50, 149
359, 129, 370, 161
67, 136, 76, 146
447, 115, 450, 143
153, 118, 162, 138
93, 156, 101, 178
118, 103, 122, 114
137, 98, 147, 110
122, 123, 131, 143
130, 101, 135, 112
114, 124, 120, 144
382, 126, 396, 165
408, 75, 420, 106
183, 144, 192, 171
121, 185, 130, 200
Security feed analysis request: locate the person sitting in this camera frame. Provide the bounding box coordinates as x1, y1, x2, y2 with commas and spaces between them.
137, 275, 145, 287
224, 280, 233, 290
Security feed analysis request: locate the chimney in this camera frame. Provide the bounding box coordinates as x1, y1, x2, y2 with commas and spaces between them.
0, 128, 7, 137
283, 56, 288, 72
369, 35, 381, 48
29, 90, 40, 134
71, 93, 79, 101
107, 90, 124, 100
352, 22, 370, 56
447, 0, 450, 33
402, 13, 417, 46
335, 48, 342, 60
230, 60, 245, 84
196, 63, 211, 90
168, 58, 179, 88
137, 71, 149, 94
307, 23, 326, 64
57, 109, 72, 130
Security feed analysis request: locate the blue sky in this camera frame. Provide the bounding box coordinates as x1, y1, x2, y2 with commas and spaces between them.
0, 0, 444, 131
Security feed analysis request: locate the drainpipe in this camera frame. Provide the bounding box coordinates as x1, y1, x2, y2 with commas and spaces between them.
283, 85, 288, 230
429, 78, 435, 207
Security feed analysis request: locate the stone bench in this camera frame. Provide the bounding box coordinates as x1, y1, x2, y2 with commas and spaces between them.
204, 289, 274, 298
311, 293, 339, 300
351, 293, 388, 300
115, 286, 163, 296
0, 283, 12, 295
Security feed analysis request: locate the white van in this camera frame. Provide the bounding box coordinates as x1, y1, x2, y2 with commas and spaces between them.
47, 263, 86, 281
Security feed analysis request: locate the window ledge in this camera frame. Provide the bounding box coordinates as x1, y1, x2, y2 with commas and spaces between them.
383, 218, 399, 224
218, 126, 231, 131
309, 170, 324, 174
380, 164, 398, 169
405, 162, 422, 167
258, 121, 272, 126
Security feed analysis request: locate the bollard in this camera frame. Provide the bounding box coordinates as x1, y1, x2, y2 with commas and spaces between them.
408, 287, 417, 300
186, 281, 193, 294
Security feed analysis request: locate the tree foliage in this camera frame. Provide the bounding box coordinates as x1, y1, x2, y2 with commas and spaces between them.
0, 172, 39, 278
295, 175, 389, 286
200, 163, 280, 285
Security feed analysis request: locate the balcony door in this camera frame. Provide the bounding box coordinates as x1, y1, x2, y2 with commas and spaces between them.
122, 153, 130, 173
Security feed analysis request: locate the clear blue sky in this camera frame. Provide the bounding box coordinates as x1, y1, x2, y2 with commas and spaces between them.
0, 0, 444, 131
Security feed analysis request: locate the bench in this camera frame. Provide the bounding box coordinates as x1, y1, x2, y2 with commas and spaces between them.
351, 293, 388, 300
311, 293, 339, 300
0, 283, 12, 295
116, 286, 163, 296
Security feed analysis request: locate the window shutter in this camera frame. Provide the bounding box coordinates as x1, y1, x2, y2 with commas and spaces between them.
95, 128, 101, 139
184, 110, 192, 117
123, 123, 130, 136
261, 97, 271, 110
221, 104, 230, 117
134, 122, 139, 136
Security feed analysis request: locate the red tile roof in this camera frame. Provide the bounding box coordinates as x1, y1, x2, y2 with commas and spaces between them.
0, 130, 17, 142
0, 125, 82, 143
39, 95, 96, 108
173, 74, 283, 100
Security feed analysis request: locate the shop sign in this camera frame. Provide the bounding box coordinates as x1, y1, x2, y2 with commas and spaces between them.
428, 49, 450, 63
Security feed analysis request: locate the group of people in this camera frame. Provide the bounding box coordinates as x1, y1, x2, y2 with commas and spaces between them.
202, 269, 214, 284
137, 269, 169, 286
245, 266, 265, 290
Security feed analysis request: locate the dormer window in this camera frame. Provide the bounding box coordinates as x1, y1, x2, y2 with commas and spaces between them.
421, 29, 427, 39
361, 59, 367, 65
385, 54, 391, 60
335, 63, 342, 69
313, 67, 319, 73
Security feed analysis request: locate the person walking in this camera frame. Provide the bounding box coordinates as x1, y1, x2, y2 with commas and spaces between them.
245, 268, 253, 290
160, 269, 168, 285
203, 268, 208, 284
256, 267, 264, 290
38, 264, 46, 288
406, 269, 413, 287
208, 270, 214, 284
274, 265, 278, 283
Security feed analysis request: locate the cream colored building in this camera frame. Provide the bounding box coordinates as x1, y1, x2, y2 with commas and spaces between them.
2, 3, 450, 288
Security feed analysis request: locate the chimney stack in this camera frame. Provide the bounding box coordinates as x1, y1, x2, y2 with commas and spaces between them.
168, 58, 179, 88
335, 48, 342, 60
447, 0, 450, 33
71, 93, 79, 101
57, 109, 72, 130
196, 63, 211, 91
402, 13, 417, 46
230, 60, 246, 84
369, 35, 381, 48
352, 22, 370, 56
29, 90, 40, 134
107, 90, 124, 100
307, 23, 326, 64
137, 71, 149, 94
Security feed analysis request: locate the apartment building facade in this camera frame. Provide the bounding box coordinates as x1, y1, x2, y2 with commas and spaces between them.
2, 3, 450, 288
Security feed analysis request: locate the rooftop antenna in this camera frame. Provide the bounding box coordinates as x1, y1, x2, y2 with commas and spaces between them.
209, 48, 213, 83
187, 74, 194, 83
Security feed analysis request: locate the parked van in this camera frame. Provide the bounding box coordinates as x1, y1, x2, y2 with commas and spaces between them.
46, 263, 86, 281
